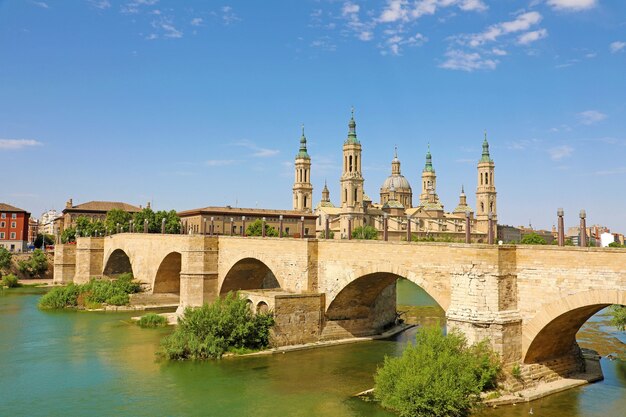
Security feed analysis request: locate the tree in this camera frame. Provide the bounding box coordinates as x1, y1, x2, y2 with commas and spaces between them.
352, 225, 378, 240
61, 227, 76, 243
608, 242, 623, 248
318, 230, 335, 239
374, 326, 500, 417
520, 233, 546, 245
246, 219, 279, 237
133, 207, 157, 232
0, 247, 12, 271
74, 216, 105, 237
154, 210, 180, 234
17, 249, 48, 277
611, 305, 626, 331
105, 209, 133, 233
34, 234, 55, 249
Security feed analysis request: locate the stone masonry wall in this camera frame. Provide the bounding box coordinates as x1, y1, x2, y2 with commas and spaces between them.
53, 243, 76, 284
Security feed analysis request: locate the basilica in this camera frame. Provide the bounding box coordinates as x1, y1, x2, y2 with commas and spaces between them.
292, 111, 497, 242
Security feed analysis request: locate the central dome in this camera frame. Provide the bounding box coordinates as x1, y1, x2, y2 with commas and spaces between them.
382, 175, 412, 191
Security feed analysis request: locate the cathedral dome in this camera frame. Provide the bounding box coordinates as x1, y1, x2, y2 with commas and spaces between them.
381, 175, 412, 191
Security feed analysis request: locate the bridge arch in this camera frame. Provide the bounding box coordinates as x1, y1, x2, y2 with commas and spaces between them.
153, 252, 181, 294
220, 257, 281, 295
522, 289, 626, 363
103, 248, 134, 277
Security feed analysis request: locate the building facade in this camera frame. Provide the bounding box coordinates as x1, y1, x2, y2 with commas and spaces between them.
311, 111, 496, 242
39, 209, 58, 236
0, 203, 30, 252
55, 199, 142, 235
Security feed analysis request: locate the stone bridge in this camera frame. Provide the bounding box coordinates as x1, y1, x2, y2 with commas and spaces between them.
54, 234, 626, 382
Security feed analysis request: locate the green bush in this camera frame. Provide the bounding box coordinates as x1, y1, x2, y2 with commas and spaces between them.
0, 247, 12, 270
160, 292, 275, 360
608, 242, 624, 248
38, 274, 141, 309
520, 233, 546, 245
611, 305, 626, 331
138, 313, 168, 328
245, 219, 279, 237
17, 249, 49, 277
374, 326, 501, 417
39, 284, 81, 309
2, 274, 19, 288
352, 225, 378, 240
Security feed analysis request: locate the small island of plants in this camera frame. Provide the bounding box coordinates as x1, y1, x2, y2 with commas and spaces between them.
160, 292, 274, 360
38, 273, 141, 309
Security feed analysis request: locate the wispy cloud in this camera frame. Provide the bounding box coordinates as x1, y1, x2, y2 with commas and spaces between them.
594, 167, 626, 176
121, 0, 158, 14
190, 17, 203, 26
220, 6, 240, 25
518, 28, 548, 45
311, 36, 337, 52
30, 1, 48, 8
0, 139, 43, 150
548, 145, 574, 160
233, 140, 280, 158
610, 41, 626, 54
206, 159, 238, 167
507, 138, 540, 150
546, 0, 597, 12
439, 49, 497, 72
578, 110, 607, 125
88, 0, 111, 9
459, 11, 543, 48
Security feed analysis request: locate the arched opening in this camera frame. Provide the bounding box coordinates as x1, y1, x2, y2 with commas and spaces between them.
524, 304, 612, 364
153, 252, 181, 294
220, 258, 280, 295
103, 249, 133, 277
257, 301, 269, 314
323, 273, 444, 340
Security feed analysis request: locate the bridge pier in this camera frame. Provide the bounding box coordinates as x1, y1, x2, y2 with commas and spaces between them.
75, 237, 105, 284
178, 236, 219, 314
53, 243, 76, 284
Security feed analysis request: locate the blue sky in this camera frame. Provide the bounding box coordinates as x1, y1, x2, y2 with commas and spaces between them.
1, 0, 625, 232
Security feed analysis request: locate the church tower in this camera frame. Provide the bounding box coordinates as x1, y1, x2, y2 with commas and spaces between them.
476, 132, 497, 232
293, 125, 313, 212
419, 145, 438, 205
340, 108, 364, 210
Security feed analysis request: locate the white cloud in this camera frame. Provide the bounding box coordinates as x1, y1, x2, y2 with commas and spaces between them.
465, 12, 542, 47
610, 41, 626, 53
342, 2, 360, 16
491, 48, 507, 56
31, 1, 49, 8
0, 139, 43, 150
89, 0, 111, 9
221, 6, 240, 25
379, 0, 486, 23
439, 49, 498, 71
206, 159, 237, 167
233, 140, 280, 158
578, 110, 607, 125
190, 18, 203, 26
548, 145, 573, 160
518, 28, 548, 45
384, 32, 427, 55
546, 0, 597, 11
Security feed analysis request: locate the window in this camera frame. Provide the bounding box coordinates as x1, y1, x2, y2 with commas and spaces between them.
305, 228, 309, 235
0, 213, 5, 219
10, 232, 16, 239
11, 222, 16, 228
11, 213, 16, 219
0, 232, 4, 239
0, 222, 4, 228
285, 227, 290, 235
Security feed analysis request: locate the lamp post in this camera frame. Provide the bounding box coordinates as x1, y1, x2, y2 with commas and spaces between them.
406, 215, 411, 242
347, 216, 352, 240
579, 210, 587, 247
279, 215, 284, 238
488, 212, 494, 245
383, 213, 388, 242
325, 216, 330, 239
241, 216, 246, 237
300, 216, 305, 238
557, 208, 564, 246
465, 211, 471, 244
262, 217, 266, 238
230, 218, 234, 236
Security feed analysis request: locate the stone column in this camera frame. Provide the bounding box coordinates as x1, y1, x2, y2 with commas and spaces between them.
178, 236, 219, 314
203, 218, 207, 235
74, 237, 104, 284
579, 210, 587, 247
262, 217, 266, 238
241, 216, 246, 237
406, 216, 412, 242
347, 216, 352, 240
144, 219, 148, 233
488, 212, 494, 245
300, 216, 305, 238
557, 208, 564, 246
279, 215, 284, 238
210, 217, 215, 237
129, 220, 133, 233
325, 216, 330, 239
465, 211, 471, 244
229, 218, 234, 236
383, 214, 388, 242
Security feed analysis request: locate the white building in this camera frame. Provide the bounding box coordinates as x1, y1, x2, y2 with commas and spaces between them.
600, 232, 616, 247
39, 209, 58, 236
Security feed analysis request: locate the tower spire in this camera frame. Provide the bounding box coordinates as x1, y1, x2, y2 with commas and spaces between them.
424, 143, 434, 172
296, 124, 310, 159
480, 130, 491, 162
346, 107, 358, 144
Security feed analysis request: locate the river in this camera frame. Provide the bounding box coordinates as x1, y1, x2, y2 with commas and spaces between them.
0, 282, 624, 417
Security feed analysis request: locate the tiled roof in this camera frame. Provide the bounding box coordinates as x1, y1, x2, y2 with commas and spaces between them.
0, 203, 29, 213
178, 206, 317, 219
65, 201, 141, 213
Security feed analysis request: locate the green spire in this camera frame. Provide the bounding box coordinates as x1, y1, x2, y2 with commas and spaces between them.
345, 106, 359, 144
423, 143, 434, 172
296, 124, 310, 159
480, 130, 492, 163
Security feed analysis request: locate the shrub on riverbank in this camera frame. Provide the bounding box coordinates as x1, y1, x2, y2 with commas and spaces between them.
138, 313, 168, 328
17, 249, 48, 277
38, 273, 141, 309
2, 274, 20, 288
160, 292, 275, 360
374, 326, 500, 417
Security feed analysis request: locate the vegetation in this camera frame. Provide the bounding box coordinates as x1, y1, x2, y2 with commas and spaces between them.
246, 219, 279, 237
105, 209, 133, 233
138, 313, 168, 328
132, 207, 181, 234
520, 233, 547, 245
608, 242, 624, 248
318, 230, 335, 239
352, 225, 379, 240
160, 292, 275, 360
374, 326, 501, 417
0, 247, 11, 271
610, 305, 626, 331
38, 273, 141, 309
511, 363, 522, 380
61, 227, 77, 243
34, 234, 55, 249
2, 274, 20, 288
17, 249, 48, 277
412, 235, 463, 243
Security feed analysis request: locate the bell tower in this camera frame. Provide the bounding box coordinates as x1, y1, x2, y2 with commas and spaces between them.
476, 131, 497, 232
420, 144, 438, 205
340, 108, 364, 210
293, 125, 313, 212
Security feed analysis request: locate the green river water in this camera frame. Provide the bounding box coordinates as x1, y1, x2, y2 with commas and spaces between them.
1, 282, 625, 417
